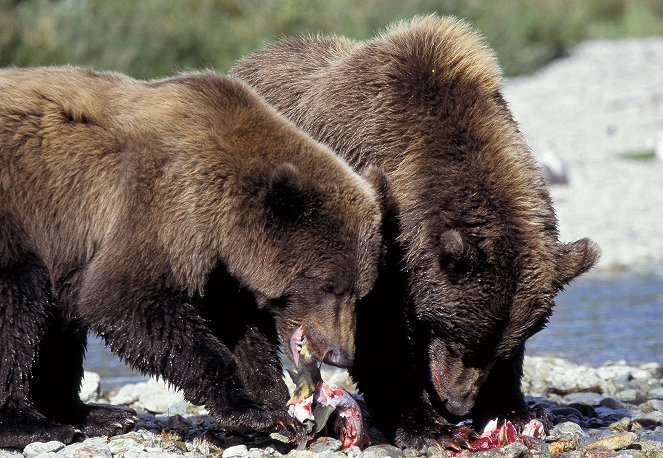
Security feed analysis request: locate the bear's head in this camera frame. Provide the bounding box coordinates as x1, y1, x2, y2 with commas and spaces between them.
254, 162, 386, 369
401, 167, 600, 417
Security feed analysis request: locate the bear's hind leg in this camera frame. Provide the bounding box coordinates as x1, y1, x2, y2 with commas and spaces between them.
29, 315, 137, 438
0, 259, 83, 449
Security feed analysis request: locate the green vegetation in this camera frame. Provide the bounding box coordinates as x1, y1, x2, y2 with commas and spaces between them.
1, 0, 662, 78
620, 149, 657, 161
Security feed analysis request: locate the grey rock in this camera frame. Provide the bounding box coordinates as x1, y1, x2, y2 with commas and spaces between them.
309, 437, 342, 453
60, 438, 112, 458
563, 392, 605, 405
600, 397, 628, 410
615, 389, 640, 403
424, 447, 449, 458
632, 409, 663, 426
637, 437, 663, 452
502, 442, 530, 458
23, 441, 66, 458
31, 453, 60, 458
361, 445, 406, 458
550, 421, 586, 439
596, 364, 633, 384
585, 431, 637, 450
649, 387, 663, 400
108, 437, 141, 454
79, 371, 101, 402
638, 399, 663, 413
286, 452, 314, 458
345, 446, 362, 457
0, 451, 21, 458
184, 453, 207, 458
222, 445, 249, 458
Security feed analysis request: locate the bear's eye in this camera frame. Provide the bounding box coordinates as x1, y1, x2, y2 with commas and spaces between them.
321, 282, 338, 295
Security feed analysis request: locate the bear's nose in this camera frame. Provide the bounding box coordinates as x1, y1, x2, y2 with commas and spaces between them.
322, 348, 353, 368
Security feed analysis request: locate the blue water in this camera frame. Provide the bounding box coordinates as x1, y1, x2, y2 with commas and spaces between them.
526, 271, 663, 364
84, 271, 663, 390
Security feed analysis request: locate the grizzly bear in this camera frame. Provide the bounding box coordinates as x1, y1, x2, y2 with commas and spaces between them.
232, 15, 599, 449
0, 67, 385, 449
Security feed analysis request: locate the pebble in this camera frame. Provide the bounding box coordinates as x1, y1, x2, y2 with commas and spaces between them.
361, 445, 406, 458
22, 441, 66, 458
59, 438, 112, 458
584, 432, 638, 450
223, 444, 249, 458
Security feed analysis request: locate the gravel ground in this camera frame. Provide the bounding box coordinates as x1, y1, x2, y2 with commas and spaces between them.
503, 37, 663, 272
4, 38, 662, 457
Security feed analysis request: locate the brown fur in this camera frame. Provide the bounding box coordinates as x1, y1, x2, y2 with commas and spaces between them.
232, 14, 599, 448
0, 66, 384, 448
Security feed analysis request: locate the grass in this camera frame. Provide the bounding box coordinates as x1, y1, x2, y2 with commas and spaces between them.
1, 0, 662, 78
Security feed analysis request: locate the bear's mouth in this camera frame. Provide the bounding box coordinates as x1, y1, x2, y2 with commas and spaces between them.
290, 326, 305, 367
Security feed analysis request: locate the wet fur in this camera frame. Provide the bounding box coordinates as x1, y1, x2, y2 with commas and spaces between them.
232, 14, 599, 448
0, 67, 384, 448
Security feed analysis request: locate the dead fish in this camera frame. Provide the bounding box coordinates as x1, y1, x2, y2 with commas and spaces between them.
463, 418, 545, 453
286, 326, 368, 448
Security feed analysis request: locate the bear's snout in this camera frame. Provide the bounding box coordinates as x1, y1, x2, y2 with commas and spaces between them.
322, 347, 353, 368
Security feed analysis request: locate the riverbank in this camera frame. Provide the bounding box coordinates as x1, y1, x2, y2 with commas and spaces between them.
4, 356, 662, 457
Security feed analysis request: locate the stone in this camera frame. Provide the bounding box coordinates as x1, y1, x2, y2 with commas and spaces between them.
650, 387, 663, 400
596, 365, 633, 384
502, 442, 530, 458
615, 389, 640, 403
563, 392, 605, 406
60, 438, 112, 458
637, 399, 663, 413
600, 397, 628, 410
585, 432, 637, 450
550, 407, 586, 425
609, 417, 635, 432
632, 410, 663, 426
108, 437, 141, 455
361, 444, 407, 458
308, 437, 342, 453
23, 441, 66, 458
222, 445, 249, 458
79, 371, 101, 402
637, 436, 663, 452
550, 421, 586, 439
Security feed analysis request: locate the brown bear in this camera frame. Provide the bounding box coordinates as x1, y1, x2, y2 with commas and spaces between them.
232, 14, 599, 449
0, 66, 385, 449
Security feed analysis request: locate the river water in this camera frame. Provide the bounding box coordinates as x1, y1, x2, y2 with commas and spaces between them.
84, 271, 663, 391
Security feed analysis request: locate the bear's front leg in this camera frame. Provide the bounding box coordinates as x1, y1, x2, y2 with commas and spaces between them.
470, 346, 552, 432
77, 275, 305, 442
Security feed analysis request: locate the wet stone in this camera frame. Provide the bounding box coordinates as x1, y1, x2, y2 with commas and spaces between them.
222, 444, 249, 458
361, 444, 407, 458
59, 438, 112, 458
615, 389, 640, 403
632, 409, 663, 426
308, 436, 342, 453
550, 406, 586, 424
563, 392, 605, 406
600, 397, 628, 410
22, 441, 66, 458
550, 421, 587, 439
108, 437, 141, 454
585, 431, 637, 450
637, 399, 663, 413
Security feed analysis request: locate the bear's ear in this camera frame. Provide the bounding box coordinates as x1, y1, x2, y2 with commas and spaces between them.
439, 229, 466, 262
557, 238, 600, 286
363, 165, 399, 219
265, 163, 318, 224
